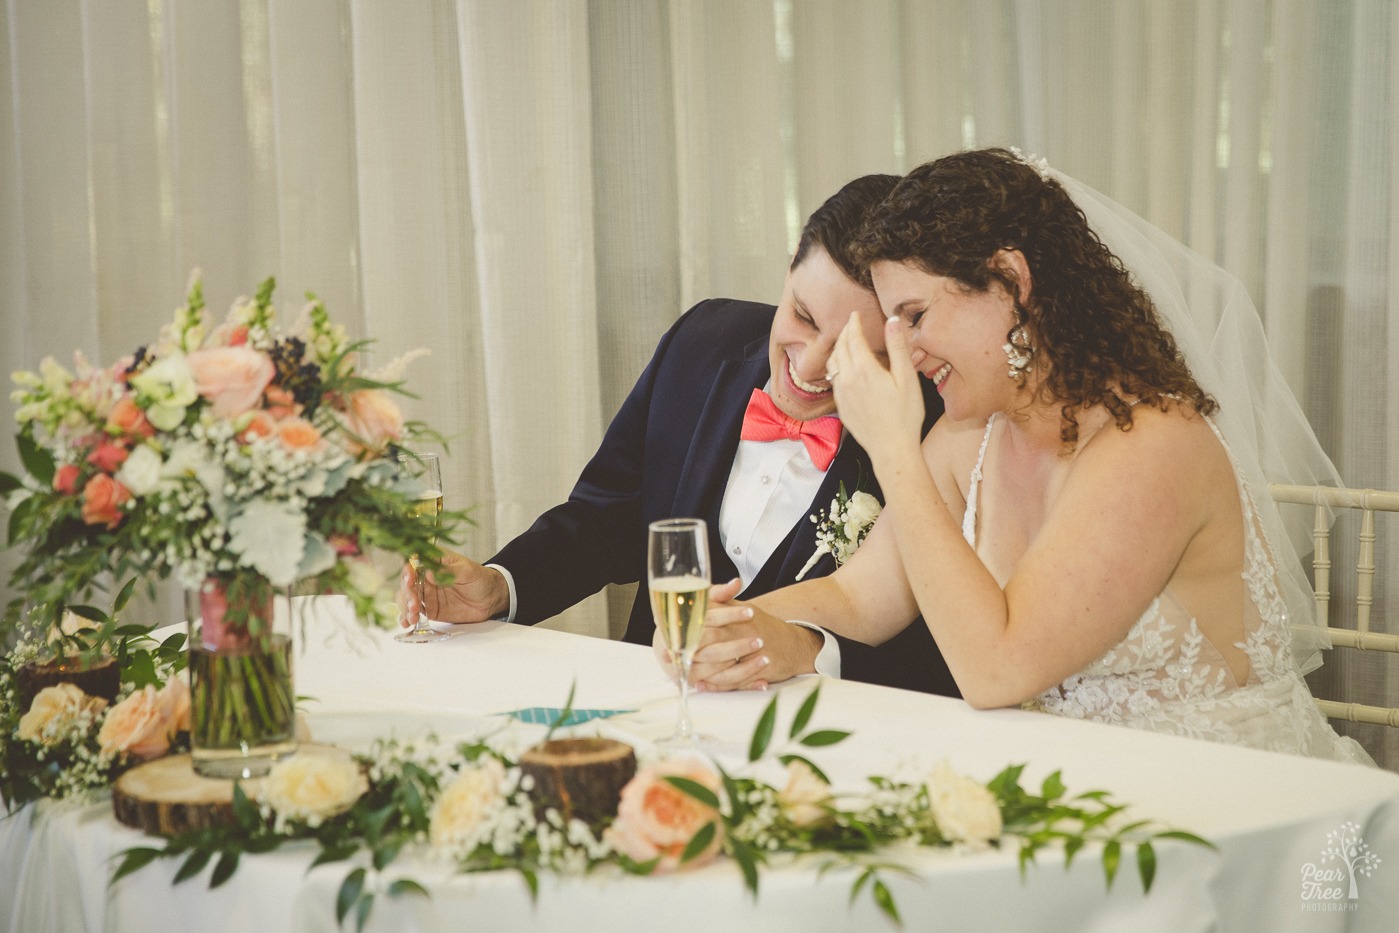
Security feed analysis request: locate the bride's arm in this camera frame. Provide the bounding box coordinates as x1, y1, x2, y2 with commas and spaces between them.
831, 315, 1213, 709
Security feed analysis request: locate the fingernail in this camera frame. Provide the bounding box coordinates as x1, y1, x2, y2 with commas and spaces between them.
752, 638, 764, 650
759, 655, 770, 667
743, 608, 754, 619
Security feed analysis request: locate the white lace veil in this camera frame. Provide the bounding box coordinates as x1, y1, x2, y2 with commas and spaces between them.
1046, 167, 1339, 674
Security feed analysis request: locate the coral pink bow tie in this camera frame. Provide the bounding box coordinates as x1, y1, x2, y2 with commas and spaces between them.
739, 389, 842, 471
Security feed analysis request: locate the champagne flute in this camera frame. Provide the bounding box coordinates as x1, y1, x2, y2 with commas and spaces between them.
395, 451, 449, 644
648, 518, 710, 748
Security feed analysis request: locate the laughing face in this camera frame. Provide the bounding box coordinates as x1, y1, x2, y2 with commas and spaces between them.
768, 247, 888, 422
871, 259, 1020, 423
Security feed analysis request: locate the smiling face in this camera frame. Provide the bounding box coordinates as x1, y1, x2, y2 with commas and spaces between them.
768, 246, 888, 422
872, 259, 1020, 423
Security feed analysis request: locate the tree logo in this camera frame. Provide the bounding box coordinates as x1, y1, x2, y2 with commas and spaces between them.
1301, 821, 1382, 911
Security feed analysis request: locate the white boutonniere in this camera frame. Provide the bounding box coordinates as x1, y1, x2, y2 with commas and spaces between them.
795, 484, 882, 580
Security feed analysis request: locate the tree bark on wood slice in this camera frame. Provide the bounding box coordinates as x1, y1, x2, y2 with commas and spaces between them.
112, 744, 344, 836
519, 738, 636, 827
16, 656, 121, 710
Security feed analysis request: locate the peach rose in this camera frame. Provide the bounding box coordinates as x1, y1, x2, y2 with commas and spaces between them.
97, 682, 184, 760
276, 417, 322, 451
429, 758, 508, 849
17, 683, 108, 745
86, 440, 129, 473
240, 411, 276, 441
53, 463, 80, 495
604, 759, 723, 871
185, 345, 275, 419
339, 389, 403, 454
263, 384, 298, 419
262, 751, 368, 826
777, 759, 833, 828
106, 395, 155, 439
80, 474, 131, 528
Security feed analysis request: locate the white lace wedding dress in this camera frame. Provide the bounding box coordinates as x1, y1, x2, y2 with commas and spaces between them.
962, 415, 1371, 765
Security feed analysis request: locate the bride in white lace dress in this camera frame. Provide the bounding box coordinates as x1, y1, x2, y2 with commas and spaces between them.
703, 147, 1369, 765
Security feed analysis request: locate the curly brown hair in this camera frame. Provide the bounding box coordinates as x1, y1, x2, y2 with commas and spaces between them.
851, 148, 1215, 445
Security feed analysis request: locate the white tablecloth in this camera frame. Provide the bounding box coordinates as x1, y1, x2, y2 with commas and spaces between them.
3, 596, 1397, 932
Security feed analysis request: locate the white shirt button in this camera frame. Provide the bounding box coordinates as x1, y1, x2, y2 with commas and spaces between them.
732, 545, 742, 555
761, 475, 771, 484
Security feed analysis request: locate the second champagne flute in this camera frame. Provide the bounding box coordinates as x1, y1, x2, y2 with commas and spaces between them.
648, 518, 711, 748
395, 451, 449, 644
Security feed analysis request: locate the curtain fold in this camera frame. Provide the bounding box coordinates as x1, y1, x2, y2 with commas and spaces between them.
1, 0, 1394, 766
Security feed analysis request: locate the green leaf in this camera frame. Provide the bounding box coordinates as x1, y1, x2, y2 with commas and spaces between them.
17, 430, 55, 486
1102, 840, 1121, 889
210, 850, 240, 888
110, 847, 164, 885
1040, 770, 1065, 801
680, 821, 717, 864
777, 754, 831, 785
798, 729, 850, 748
789, 683, 821, 738
336, 868, 367, 926
1153, 830, 1217, 851
1136, 841, 1157, 892
872, 878, 901, 925
664, 776, 720, 810
519, 868, 539, 902
727, 837, 761, 896
387, 878, 430, 900
1063, 836, 1085, 868
849, 867, 874, 905
66, 604, 108, 623
372, 840, 404, 871
173, 848, 213, 884
749, 694, 778, 761
309, 845, 359, 872
544, 680, 576, 743
113, 576, 139, 613
354, 891, 375, 933
0, 470, 21, 497
231, 783, 257, 828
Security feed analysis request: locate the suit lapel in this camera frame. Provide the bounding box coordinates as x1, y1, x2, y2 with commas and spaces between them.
671, 333, 769, 585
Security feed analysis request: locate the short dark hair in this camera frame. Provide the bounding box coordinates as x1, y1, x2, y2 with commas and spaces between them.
791, 173, 900, 289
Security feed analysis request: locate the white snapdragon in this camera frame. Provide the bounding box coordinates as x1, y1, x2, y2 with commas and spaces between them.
129, 355, 198, 431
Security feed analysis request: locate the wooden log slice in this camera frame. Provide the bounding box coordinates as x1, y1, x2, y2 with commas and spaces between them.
519, 737, 636, 827
112, 743, 342, 836
16, 656, 121, 710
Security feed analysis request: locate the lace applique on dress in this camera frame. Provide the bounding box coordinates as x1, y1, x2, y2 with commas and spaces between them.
965, 415, 1367, 762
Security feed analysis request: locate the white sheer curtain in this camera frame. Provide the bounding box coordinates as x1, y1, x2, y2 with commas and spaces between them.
2, 0, 1394, 765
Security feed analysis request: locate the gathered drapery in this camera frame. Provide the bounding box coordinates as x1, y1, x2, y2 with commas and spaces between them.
2, 0, 1393, 767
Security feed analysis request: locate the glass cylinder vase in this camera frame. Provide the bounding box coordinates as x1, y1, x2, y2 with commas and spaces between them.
185, 574, 297, 779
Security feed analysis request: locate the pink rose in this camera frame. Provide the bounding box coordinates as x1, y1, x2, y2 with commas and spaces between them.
604, 759, 723, 871
339, 389, 404, 454
186, 345, 275, 419
80, 474, 131, 528
240, 411, 276, 441
98, 681, 185, 760
107, 396, 155, 439
53, 463, 80, 495
86, 440, 129, 473
276, 417, 322, 451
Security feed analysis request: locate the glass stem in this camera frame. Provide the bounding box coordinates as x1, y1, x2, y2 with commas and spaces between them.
674, 653, 695, 740
411, 555, 429, 632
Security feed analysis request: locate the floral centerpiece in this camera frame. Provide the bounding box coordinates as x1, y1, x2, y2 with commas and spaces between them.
105, 685, 1213, 930
2, 274, 460, 776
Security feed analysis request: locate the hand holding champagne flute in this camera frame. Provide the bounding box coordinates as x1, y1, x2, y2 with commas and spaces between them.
648, 518, 710, 748
395, 450, 448, 644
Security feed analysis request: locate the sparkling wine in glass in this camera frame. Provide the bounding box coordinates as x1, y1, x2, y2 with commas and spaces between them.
648, 518, 710, 748
395, 451, 449, 644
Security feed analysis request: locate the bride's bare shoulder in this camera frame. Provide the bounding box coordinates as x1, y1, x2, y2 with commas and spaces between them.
923, 415, 993, 490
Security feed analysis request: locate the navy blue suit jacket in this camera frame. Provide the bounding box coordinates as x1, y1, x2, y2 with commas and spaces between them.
489, 299, 957, 696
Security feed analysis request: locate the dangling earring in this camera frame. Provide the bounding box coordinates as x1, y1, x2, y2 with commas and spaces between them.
1003, 325, 1034, 379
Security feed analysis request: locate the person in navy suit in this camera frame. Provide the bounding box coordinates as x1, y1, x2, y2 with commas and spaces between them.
403, 175, 956, 696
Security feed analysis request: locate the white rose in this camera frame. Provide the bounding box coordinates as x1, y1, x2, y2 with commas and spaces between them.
116, 443, 164, 496
262, 751, 368, 826
129, 355, 198, 430
17, 683, 108, 745
430, 758, 507, 849
842, 491, 882, 539
777, 759, 833, 828
927, 761, 1002, 848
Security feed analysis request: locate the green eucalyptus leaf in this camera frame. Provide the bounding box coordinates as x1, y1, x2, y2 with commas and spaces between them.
797, 729, 850, 748
789, 684, 821, 738
680, 821, 717, 864
210, 850, 240, 888
113, 576, 139, 613
1137, 841, 1157, 892
749, 694, 778, 761
173, 848, 213, 884
872, 878, 901, 925
664, 775, 720, 809
110, 847, 164, 885
336, 868, 367, 925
